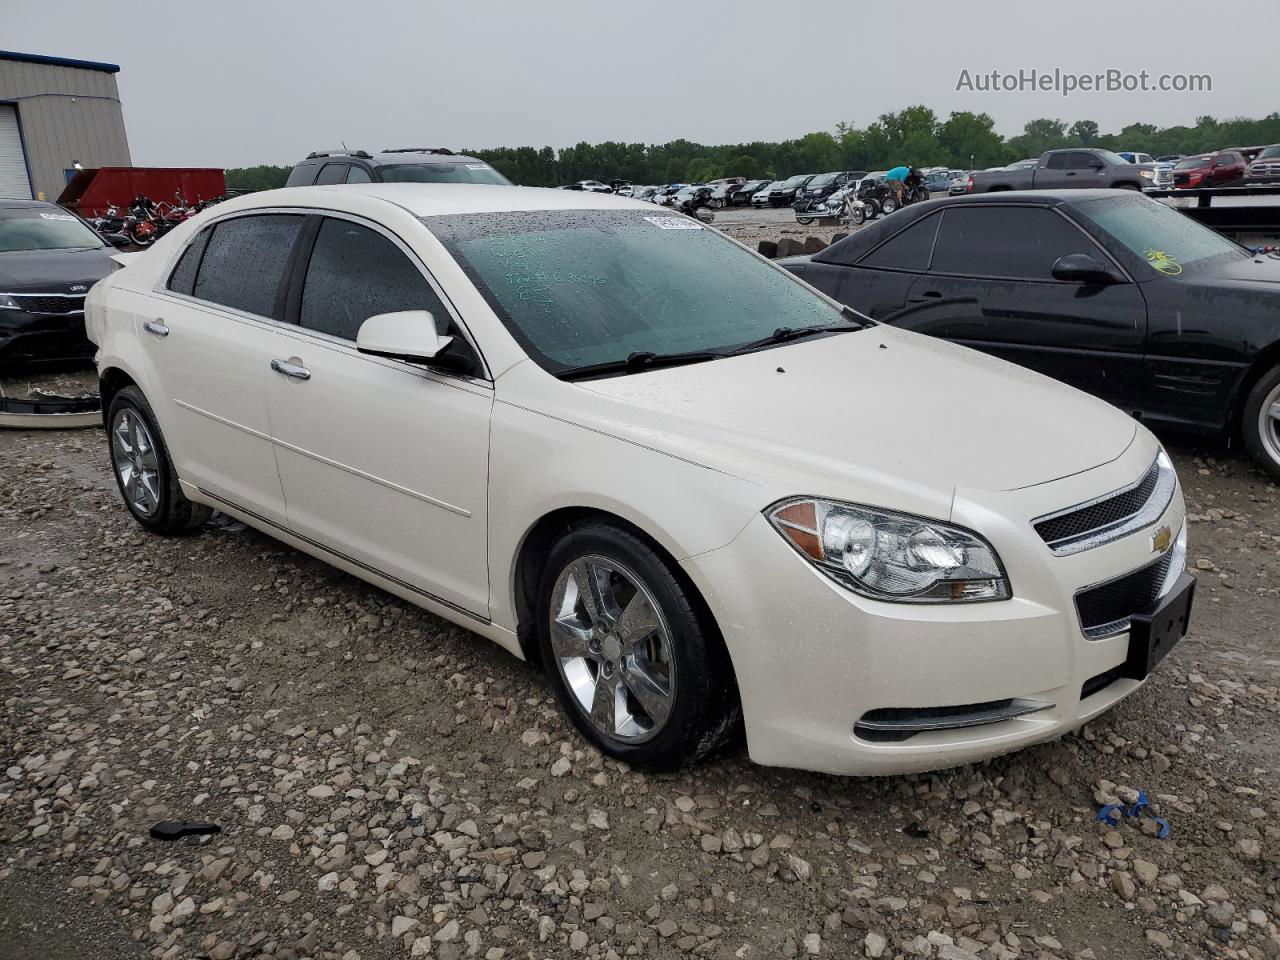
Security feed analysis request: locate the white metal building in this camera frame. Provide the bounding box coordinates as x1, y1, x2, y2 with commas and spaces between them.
0, 50, 132, 201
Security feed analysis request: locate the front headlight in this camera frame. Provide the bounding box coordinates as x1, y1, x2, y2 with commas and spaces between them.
1140, 169, 1155, 179
0, 294, 20, 310
767, 498, 1010, 603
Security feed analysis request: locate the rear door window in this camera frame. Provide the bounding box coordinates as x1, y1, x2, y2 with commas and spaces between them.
192, 215, 303, 317
930, 206, 1092, 280
345, 165, 373, 183
858, 214, 940, 272
299, 217, 450, 342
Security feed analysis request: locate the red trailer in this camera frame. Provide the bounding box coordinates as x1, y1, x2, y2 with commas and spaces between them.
56, 167, 226, 217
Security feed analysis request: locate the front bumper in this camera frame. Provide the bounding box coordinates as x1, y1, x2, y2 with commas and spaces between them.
681, 436, 1188, 775
0, 310, 95, 366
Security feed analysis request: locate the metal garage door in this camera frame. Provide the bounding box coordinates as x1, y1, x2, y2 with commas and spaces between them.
0, 106, 33, 199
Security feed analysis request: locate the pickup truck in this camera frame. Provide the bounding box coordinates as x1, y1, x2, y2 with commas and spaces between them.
966, 148, 1156, 194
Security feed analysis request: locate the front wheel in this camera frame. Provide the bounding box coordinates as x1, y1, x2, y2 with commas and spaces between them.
107, 386, 212, 534
1242, 367, 1280, 481
537, 522, 741, 769
847, 204, 866, 225
795, 216, 814, 225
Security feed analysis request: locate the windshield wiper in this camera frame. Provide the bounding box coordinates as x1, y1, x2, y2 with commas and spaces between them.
727, 317, 866, 356
558, 349, 727, 381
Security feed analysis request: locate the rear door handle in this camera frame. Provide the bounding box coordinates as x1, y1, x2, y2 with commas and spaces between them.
271, 358, 311, 381
143, 319, 169, 337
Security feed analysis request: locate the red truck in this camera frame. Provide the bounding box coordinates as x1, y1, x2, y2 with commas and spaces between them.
1172, 151, 1247, 189
55, 167, 226, 218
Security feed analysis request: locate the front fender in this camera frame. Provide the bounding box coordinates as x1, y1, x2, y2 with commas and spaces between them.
486, 400, 761, 634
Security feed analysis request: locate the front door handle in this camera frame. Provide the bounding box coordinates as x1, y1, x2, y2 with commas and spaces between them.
271, 358, 311, 381
143, 319, 169, 337
908, 291, 943, 303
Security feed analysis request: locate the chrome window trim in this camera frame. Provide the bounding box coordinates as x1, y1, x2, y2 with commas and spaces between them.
1033, 453, 1176, 556
151, 205, 493, 383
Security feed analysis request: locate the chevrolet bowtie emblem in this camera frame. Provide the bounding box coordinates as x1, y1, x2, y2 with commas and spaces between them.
1151, 525, 1172, 554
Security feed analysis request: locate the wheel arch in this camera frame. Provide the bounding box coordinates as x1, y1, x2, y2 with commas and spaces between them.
509, 506, 729, 674
97, 365, 139, 429
1230, 342, 1280, 433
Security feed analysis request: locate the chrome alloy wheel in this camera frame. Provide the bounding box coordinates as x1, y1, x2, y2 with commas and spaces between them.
1259, 382, 1280, 469
548, 555, 676, 743
112, 408, 161, 517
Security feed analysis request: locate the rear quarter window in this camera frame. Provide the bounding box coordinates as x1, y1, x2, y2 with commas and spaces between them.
285, 164, 318, 187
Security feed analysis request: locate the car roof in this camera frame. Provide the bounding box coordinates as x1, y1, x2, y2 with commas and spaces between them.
215, 183, 658, 218
300, 150, 491, 166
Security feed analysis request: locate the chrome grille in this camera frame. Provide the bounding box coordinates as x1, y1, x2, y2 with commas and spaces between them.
6, 293, 86, 315
1076, 551, 1174, 639
1074, 524, 1186, 639
1033, 455, 1176, 556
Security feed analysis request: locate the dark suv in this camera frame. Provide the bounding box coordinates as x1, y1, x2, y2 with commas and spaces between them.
285, 148, 513, 187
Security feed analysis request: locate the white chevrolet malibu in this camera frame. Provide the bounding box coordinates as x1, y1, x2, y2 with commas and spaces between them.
85, 185, 1194, 775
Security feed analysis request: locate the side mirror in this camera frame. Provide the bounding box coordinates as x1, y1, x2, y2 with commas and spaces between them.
1052, 253, 1122, 285
356, 310, 452, 362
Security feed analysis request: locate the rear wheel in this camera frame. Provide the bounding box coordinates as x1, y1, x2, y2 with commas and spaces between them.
107, 386, 211, 534
795, 216, 814, 225
880, 195, 899, 214
1242, 367, 1280, 481
537, 522, 740, 769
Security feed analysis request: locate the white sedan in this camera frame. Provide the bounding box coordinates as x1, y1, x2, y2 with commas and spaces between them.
85, 184, 1193, 775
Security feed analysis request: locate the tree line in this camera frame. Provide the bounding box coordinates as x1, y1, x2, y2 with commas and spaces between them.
226, 108, 1280, 191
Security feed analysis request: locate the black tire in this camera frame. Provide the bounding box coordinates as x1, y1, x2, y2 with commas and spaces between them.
536, 521, 741, 769
1115, 182, 1141, 191
881, 195, 899, 214
107, 385, 212, 535
1241, 366, 1280, 481
796, 216, 814, 225
847, 204, 866, 225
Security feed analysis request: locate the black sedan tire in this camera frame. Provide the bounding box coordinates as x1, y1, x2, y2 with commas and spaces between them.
107, 386, 212, 534
1242, 367, 1280, 481
537, 521, 741, 769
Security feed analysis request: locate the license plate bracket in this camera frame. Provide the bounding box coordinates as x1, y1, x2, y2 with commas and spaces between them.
1122, 572, 1195, 680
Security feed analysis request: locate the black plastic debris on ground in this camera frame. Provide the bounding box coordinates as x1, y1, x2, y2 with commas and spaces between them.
149, 820, 221, 842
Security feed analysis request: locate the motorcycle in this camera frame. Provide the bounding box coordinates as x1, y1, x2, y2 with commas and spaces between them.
857, 180, 898, 219
124, 195, 163, 247
89, 204, 133, 246
794, 185, 868, 226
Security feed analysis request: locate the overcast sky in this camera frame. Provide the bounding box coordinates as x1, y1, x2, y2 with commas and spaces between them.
3, 0, 1275, 168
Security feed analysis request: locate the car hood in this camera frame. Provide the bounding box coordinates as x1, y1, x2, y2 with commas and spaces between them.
1187, 255, 1280, 285
525, 326, 1137, 518
0, 247, 114, 292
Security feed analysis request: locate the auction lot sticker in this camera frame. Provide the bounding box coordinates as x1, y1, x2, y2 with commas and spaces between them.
643, 216, 703, 230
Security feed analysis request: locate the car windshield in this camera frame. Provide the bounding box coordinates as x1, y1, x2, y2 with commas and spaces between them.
1071, 194, 1249, 275
1257, 146, 1280, 160
780, 175, 809, 188
808, 173, 838, 187
0, 208, 104, 252
379, 162, 512, 185
425, 209, 853, 376
1174, 157, 1210, 170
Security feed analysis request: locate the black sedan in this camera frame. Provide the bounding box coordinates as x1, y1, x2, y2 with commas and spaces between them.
0, 199, 115, 367
781, 189, 1280, 478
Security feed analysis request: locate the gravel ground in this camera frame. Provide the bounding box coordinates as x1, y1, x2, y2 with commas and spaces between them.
1, 413, 1278, 959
